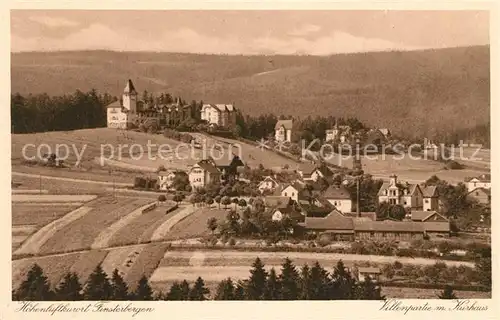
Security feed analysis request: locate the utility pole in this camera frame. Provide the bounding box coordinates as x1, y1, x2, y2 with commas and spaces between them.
356, 177, 360, 217
39, 174, 42, 195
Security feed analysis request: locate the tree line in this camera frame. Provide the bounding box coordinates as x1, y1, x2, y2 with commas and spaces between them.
13, 258, 387, 301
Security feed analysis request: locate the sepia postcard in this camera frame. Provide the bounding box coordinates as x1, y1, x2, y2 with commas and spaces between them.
1, 1, 498, 319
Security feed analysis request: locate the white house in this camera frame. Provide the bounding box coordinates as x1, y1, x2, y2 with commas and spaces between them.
465, 174, 491, 192
280, 182, 304, 202
422, 185, 439, 211
188, 159, 221, 189
107, 79, 138, 129
325, 125, 351, 143
297, 163, 334, 182
321, 185, 352, 213
357, 267, 381, 283
377, 175, 423, 209
275, 119, 293, 142
157, 170, 177, 191
200, 104, 236, 128
258, 176, 281, 194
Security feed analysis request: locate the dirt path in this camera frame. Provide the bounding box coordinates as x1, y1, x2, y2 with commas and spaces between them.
14, 206, 93, 255
12, 171, 132, 187
150, 206, 196, 242
91, 201, 157, 249
12, 194, 97, 203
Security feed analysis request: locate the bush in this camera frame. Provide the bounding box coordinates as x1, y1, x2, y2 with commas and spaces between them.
228, 238, 236, 246
317, 234, 332, 247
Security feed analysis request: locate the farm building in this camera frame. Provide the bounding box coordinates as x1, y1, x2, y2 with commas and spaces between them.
304, 210, 355, 240
353, 220, 425, 241
297, 163, 334, 182
356, 267, 382, 283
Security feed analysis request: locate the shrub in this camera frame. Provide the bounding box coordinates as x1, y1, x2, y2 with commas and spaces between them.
228, 238, 236, 246
317, 234, 332, 247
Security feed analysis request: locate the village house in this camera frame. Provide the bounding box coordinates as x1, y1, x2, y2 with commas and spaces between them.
467, 187, 491, 205
378, 128, 391, 139
364, 129, 388, 146
325, 124, 351, 143
188, 159, 221, 189
321, 185, 352, 213
465, 174, 491, 192
157, 170, 177, 191
107, 79, 139, 129
378, 175, 423, 209
297, 163, 334, 182
201, 104, 236, 128
275, 119, 293, 142
356, 267, 382, 283
264, 196, 304, 222
258, 176, 282, 194
421, 185, 440, 211
211, 154, 244, 182
280, 182, 305, 202
297, 196, 335, 218
156, 98, 194, 127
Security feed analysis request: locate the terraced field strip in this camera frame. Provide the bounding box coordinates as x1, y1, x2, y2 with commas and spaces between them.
12, 252, 83, 290
163, 208, 228, 240
68, 250, 109, 284
14, 206, 93, 255
100, 245, 147, 278
39, 198, 149, 254
12, 189, 49, 194
150, 206, 196, 242
109, 204, 177, 247
150, 266, 278, 283
123, 243, 170, 291
91, 201, 157, 249
12, 194, 97, 203
12, 205, 81, 227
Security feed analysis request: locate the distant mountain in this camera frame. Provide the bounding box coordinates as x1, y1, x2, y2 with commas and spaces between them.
11, 46, 490, 138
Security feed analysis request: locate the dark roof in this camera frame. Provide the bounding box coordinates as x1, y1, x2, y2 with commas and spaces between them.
124, 79, 137, 94
316, 165, 334, 177
305, 210, 354, 230
468, 188, 491, 196
298, 197, 334, 217
378, 181, 420, 196
264, 196, 292, 209
275, 119, 293, 130
353, 220, 424, 233
212, 155, 244, 167
422, 186, 438, 197
298, 163, 316, 175
411, 211, 448, 222
106, 100, 122, 108
195, 161, 220, 174
422, 222, 450, 232
322, 185, 351, 200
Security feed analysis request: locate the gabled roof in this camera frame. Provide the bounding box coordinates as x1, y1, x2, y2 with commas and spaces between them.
411, 211, 448, 222
259, 176, 279, 186
378, 128, 391, 137
305, 210, 354, 231
465, 174, 491, 182
298, 163, 317, 175
344, 212, 377, 221
192, 161, 220, 175
467, 188, 491, 196
211, 155, 244, 167
282, 182, 305, 192
322, 185, 351, 200
378, 181, 421, 196
123, 79, 137, 94
202, 104, 235, 113
264, 196, 292, 209
106, 100, 122, 108
353, 220, 424, 233
422, 186, 438, 198
158, 170, 176, 176
275, 119, 293, 130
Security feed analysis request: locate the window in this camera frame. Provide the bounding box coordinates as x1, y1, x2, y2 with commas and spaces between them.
425, 199, 429, 203
284, 192, 288, 196
476, 192, 479, 196
474, 182, 477, 187
292, 192, 295, 197
403, 201, 407, 205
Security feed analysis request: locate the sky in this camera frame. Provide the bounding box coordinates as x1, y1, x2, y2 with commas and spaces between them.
10, 10, 489, 55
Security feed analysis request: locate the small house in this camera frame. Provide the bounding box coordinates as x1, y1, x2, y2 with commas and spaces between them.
321, 185, 352, 213
357, 267, 381, 283
275, 119, 293, 142
465, 174, 491, 192
467, 187, 491, 205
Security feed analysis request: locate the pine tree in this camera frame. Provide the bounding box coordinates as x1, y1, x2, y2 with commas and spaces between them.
309, 261, 331, 300
354, 276, 385, 300
279, 258, 300, 300
264, 268, 281, 300
215, 278, 235, 300
83, 264, 112, 300
56, 272, 83, 300
438, 285, 458, 299
329, 260, 356, 299
234, 281, 246, 300
189, 277, 210, 301
245, 258, 268, 300
299, 264, 313, 300
165, 282, 183, 300
16, 264, 54, 301
110, 269, 129, 300
180, 280, 191, 300
133, 275, 153, 301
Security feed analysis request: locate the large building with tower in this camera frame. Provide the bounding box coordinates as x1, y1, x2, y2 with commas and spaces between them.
106, 79, 139, 129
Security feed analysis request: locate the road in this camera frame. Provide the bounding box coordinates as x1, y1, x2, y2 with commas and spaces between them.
12, 171, 132, 187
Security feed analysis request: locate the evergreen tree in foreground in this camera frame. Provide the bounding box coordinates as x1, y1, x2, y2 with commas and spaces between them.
279, 258, 300, 300
245, 258, 268, 300
438, 285, 458, 299
16, 264, 54, 301
133, 275, 153, 301
299, 264, 312, 300
215, 278, 235, 300
110, 269, 129, 300
83, 264, 112, 300
309, 261, 331, 300
56, 272, 83, 300
189, 277, 210, 301
180, 280, 191, 300
264, 268, 281, 300
165, 282, 183, 300
329, 260, 356, 299
354, 276, 384, 300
